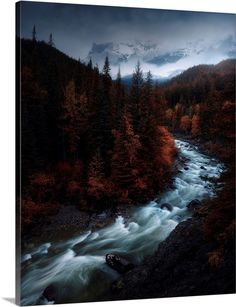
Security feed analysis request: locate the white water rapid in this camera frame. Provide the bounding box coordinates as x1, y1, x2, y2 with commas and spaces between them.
20, 140, 225, 305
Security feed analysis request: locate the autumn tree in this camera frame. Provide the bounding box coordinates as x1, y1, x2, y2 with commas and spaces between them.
191, 114, 200, 136
180, 115, 191, 133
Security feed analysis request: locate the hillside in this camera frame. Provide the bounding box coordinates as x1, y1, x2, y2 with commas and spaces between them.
163, 59, 235, 107
17, 38, 177, 234
162, 59, 235, 151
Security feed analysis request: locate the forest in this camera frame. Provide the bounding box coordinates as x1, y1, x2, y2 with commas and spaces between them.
16, 31, 236, 303
17, 35, 235, 254
17, 37, 177, 233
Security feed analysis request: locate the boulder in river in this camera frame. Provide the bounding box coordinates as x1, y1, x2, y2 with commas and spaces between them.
200, 166, 206, 170
42, 284, 59, 302
187, 199, 201, 211
184, 167, 189, 170
106, 253, 134, 274
160, 203, 173, 211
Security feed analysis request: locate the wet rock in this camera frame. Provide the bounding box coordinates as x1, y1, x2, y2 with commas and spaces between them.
200, 166, 206, 170
184, 167, 189, 170
42, 284, 59, 302
109, 218, 235, 300
106, 253, 134, 274
187, 199, 202, 211
160, 203, 173, 211
48, 246, 64, 256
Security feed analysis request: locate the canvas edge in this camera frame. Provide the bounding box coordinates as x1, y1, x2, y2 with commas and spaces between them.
16, 1, 22, 305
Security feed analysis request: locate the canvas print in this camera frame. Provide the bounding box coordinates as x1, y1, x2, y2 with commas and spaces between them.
16, 1, 235, 305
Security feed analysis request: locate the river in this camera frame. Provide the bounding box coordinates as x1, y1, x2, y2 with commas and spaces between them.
20, 140, 225, 305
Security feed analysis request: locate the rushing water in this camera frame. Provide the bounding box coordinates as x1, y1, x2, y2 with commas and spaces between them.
20, 140, 225, 305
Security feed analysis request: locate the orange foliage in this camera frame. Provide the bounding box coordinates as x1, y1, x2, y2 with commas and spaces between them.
191, 114, 200, 136
180, 115, 191, 132
56, 161, 73, 175
122, 114, 141, 164
30, 172, 55, 187
208, 250, 223, 267
165, 108, 174, 121
156, 126, 177, 167
21, 197, 58, 229
67, 180, 81, 195
194, 103, 201, 114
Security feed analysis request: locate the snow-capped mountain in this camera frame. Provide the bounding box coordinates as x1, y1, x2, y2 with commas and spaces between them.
86, 40, 161, 65
84, 36, 236, 79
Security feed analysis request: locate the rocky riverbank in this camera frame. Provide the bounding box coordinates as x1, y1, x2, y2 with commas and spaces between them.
22, 138, 183, 250
22, 204, 135, 251
108, 214, 235, 300
106, 137, 235, 300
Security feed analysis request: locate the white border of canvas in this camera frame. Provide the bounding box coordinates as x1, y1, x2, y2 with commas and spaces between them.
0, 0, 235, 306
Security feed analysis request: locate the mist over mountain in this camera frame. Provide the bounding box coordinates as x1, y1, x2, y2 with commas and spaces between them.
84, 35, 236, 79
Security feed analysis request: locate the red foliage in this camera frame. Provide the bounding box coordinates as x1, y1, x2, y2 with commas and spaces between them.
180, 115, 191, 133
21, 197, 58, 230
191, 114, 200, 136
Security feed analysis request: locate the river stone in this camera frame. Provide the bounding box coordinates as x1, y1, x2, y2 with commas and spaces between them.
200, 166, 206, 170
160, 203, 173, 211
187, 199, 201, 211
48, 246, 64, 256
184, 167, 189, 170
106, 253, 134, 274
42, 284, 59, 302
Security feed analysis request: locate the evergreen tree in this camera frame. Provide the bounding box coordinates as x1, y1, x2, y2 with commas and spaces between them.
99, 56, 113, 174
48, 33, 55, 47
129, 61, 143, 132
61, 79, 80, 158
111, 114, 141, 197
87, 58, 93, 70
32, 25, 37, 42
111, 67, 125, 130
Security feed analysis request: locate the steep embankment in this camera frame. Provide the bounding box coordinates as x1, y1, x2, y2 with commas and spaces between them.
109, 139, 235, 300
110, 217, 234, 300
20, 139, 229, 305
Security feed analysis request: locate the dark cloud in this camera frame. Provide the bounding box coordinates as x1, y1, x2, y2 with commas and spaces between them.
17, 1, 236, 75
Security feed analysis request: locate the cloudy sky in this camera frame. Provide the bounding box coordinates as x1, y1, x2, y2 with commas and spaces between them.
17, 1, 236, 78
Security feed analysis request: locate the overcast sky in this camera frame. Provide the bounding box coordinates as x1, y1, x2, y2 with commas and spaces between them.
17, 1, 236, 77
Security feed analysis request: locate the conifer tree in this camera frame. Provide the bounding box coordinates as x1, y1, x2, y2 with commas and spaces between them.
61, 79, 80, 157
129, 61, 143, 132
48, 33, 55, 47
32, 25, 37, 42
111, 67, 125, 130
111, 113, 141, 195
99, 56, 113, 174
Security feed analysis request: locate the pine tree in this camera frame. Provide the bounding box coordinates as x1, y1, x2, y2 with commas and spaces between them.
129, 61, 143, 132
32, 25, 37, 42
48, 33, 55, 47
99, 56, 113, 174
140, 71, 153, 133
61, 79, 80, 157
111, 114, 141, 195
111, 67, 125, 130
87, 58, 93, 70
103, 56, 111, 76
87, 150, 106, 202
